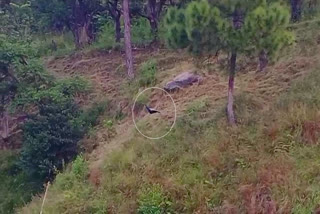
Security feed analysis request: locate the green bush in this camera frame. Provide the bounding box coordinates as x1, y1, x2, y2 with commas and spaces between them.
138, 185, 172, 214
74, 100, 108, 131
138, 59, 157, 87
132, 18, 153, 46
19, 98, 106, 181
55, 155, 88, 190
93, 20, 118, 50
19, 100, 83, 180
0, 151, 41, 214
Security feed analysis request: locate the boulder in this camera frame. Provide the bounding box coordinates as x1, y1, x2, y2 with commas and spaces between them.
164, 72, 202, 92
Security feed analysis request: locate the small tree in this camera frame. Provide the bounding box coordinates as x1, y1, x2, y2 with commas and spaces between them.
165, 0, 293, 125
244, 2, 294, 72
132, 0, 167, 40
19, 101, 82, 180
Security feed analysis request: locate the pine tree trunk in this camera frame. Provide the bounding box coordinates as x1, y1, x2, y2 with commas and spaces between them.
115, 15, 121, 43
148, 0, 158, 39
226, 8, 242, 125
108, 0, 121, 43
123, 0, 134, 79
227, 52, 237, 125
1, 111, 9, 139
71, 0, 92, 49
74, 22, 91, 48
258, 50, 268, 72
291, 0, 303, 22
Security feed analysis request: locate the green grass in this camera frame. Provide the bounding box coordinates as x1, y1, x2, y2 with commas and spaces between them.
17, 16, 320, 214
32, 32, 75, 57
22, 66, 320, 213
0, 151, 42, 214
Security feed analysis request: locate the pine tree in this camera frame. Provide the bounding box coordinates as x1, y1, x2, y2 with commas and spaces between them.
164, 0, 293, 125
244, 1, 294, 72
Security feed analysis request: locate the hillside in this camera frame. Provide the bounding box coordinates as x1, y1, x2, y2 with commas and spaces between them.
16, 20, 320, 213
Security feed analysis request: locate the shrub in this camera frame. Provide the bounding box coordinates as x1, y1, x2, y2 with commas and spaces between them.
131, 18, 153, 46
93, 20, 118, 50
19, 101, 83, 180
74, 100, 108, 132
138, 185, 172, 214
138, 59, 157, 87
0, 151, 41, 214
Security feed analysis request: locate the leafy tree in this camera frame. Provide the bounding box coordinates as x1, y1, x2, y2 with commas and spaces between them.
0, 36, 40, 140
19, 98, 104, 181
19, 100, 82, 180
0, 1, 34, 38
165, 0, 293, 125
132, 0, 168, 40
30, 0, 70, 32
31, 0, 102, 48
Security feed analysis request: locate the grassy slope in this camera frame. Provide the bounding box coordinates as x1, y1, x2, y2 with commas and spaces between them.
20, 21, 320, 213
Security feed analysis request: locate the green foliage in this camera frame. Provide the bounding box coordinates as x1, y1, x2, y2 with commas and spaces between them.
11, 76, 89, 111
103, 119, 114, 128
19, 97, 106, 180
0, 1, 34, 38
19, 101, 83, 180
138, 185, 172, 214
70, 155, 88, 180
138, 59, 157, 87
186, 98, 210, 114
0, 151, 41, 214
164, 7, 189, 49
131, 18, 153, 46
31, 32, 75, 56
244, 1, 294, 59
74, 100, 108, 132
93, 20, 118, 50
30, 0, 70, 32
94, 17, 153, 50
165, 0, 292, 59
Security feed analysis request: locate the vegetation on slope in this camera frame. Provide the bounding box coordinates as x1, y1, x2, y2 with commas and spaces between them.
1, 0, 320, 213
20, 20, 320, 213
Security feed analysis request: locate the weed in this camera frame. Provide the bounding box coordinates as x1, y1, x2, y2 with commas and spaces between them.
138, 59, 157, 88
138, 185, 172, 214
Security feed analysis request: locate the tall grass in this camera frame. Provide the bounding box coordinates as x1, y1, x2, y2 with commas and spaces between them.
32, 32, 75, 56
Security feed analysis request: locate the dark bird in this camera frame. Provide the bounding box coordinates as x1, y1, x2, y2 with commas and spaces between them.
145, 105, 160, 114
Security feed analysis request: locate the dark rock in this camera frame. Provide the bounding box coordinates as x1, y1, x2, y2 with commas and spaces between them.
164, 72, 202, 92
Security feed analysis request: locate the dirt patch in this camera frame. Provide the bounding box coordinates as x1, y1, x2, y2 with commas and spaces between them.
302, 120, 320, 144
240, 185, 277, 214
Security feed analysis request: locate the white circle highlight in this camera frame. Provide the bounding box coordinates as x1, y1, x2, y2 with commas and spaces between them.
132, 87, 177, 140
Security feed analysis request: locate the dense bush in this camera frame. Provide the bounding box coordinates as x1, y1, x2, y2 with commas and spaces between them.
0, 151, 42, 214
19, 101, 83, 180
19, 98, 106, 180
